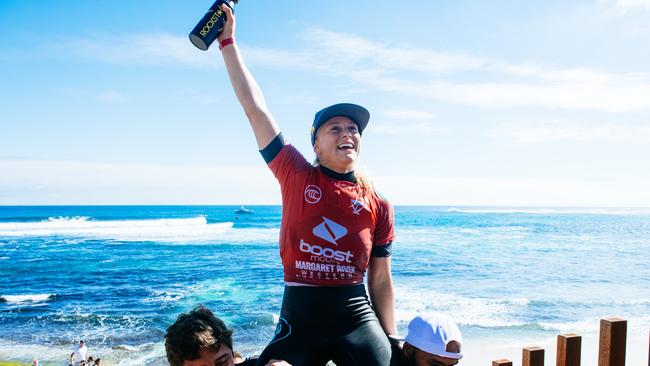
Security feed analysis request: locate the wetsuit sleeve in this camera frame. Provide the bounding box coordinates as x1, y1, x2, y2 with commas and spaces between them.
267, 143, 311, 185
259, 133, 286, 163
372, 194, 395, 257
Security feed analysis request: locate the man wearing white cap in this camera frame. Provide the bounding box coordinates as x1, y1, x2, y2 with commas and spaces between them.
394, 313, 463, 366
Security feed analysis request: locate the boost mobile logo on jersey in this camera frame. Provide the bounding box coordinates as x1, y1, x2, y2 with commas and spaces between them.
313, 217, 347, 245
299, 239, 353, 263
304, 185, 322, 204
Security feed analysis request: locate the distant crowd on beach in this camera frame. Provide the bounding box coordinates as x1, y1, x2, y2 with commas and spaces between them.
24, 340, 103, 366
68, 340, 102, 366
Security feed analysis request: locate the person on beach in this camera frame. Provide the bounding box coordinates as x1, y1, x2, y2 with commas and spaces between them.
165, 305, 290, 366
70, 340, 88, 366
215, 5, 396, 366
393, 313, 463, 366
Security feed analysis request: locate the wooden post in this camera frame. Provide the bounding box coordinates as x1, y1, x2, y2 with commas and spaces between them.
557, 333, 581, 366
523, 346, 545, 366
492, 360, 513, 366
598, 318, 627, 366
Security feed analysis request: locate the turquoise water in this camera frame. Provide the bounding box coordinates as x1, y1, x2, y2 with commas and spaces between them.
1, 206, 649, 364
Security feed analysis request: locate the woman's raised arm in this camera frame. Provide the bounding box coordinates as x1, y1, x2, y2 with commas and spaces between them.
218, 4, 280, 149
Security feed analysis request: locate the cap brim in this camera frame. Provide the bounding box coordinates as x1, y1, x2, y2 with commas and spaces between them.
437, 351, 463, 360
315, 103, 369, 133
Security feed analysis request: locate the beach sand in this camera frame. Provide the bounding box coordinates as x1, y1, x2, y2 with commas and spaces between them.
2, 332, 648, 365
463, 332, 649, 365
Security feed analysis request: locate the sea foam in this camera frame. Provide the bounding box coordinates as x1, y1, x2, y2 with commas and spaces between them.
0, 294, 55, 304
394, 286, 530, 329
0, 216, 279, 243
444, 207, 650, 215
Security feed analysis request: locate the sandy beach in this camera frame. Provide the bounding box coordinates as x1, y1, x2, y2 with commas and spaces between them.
1, 323, 649, 365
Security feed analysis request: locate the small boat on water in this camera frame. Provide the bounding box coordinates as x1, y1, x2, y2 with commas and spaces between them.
234, 206, 254, 214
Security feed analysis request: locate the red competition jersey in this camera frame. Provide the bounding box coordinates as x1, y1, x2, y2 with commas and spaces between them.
268, 144, 395, 286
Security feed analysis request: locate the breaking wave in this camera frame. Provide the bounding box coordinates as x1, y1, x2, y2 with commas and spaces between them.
0, 294, 56, 304
444, 207, 650, 215
0, 216, 278, 243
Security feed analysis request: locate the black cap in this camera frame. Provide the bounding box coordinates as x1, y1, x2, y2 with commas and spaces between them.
311, 103, 370, 145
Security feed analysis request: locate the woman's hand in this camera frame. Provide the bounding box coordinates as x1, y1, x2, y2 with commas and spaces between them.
217, 3, 235, 42
265, 360, 291, 366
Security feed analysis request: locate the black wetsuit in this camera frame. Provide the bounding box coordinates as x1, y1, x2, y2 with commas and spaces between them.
255, 285, 391, 366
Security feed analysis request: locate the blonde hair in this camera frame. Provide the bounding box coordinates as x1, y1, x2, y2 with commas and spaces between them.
355, 169, 374, 195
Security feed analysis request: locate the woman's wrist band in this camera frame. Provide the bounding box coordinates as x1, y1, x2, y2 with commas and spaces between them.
219, 37, 235, 50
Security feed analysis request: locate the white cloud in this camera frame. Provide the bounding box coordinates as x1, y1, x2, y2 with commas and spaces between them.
174, 89, 222, 105
598, 0, 650, 12
372, 122, 448, 136
498, 63, 648, 84
490, 121, 650, 143
45, 29, 650, 112
383, 109, 438, 121
412, 81, 650, 112
242, 46, 328, 70
96, 90, 126, 102
375, 175, 650, 206
371, 108, 446, 136
300, 28, 488, 76
294, 28, 650, 112
3, 158, 648, 206
621, 0, 650, 10
0, 158, 279, 205
273, 93, 320, 105
47, 33, 218, 69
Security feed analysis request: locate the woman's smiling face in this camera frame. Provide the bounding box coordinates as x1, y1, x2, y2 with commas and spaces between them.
313, 116, 361, 173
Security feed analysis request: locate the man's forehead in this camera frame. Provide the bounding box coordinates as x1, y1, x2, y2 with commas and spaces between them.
182, 346, 233, 366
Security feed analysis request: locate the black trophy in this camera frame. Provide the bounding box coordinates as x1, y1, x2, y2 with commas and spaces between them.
189, 0, 238, 51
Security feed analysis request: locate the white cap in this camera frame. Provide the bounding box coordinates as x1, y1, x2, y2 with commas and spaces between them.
403, 313, 463, 359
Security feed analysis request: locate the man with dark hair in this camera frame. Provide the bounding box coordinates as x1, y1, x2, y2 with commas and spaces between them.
165, 305, 290, 366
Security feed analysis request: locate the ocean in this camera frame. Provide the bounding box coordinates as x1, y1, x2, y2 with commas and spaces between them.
1, 206, 649, 365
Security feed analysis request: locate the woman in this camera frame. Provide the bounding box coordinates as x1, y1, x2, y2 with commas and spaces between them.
216, 5, 396, 366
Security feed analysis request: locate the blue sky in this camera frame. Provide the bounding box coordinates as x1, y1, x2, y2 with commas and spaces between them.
1, 0, 650, 205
